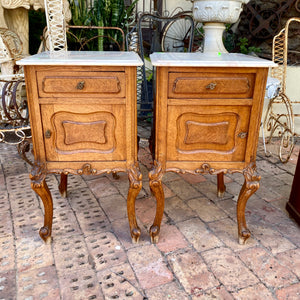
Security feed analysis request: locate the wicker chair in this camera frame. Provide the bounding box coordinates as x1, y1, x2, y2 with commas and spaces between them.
263, 17, 300, 163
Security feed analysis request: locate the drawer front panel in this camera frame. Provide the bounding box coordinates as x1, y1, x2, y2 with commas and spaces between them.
41, 104, 126, 161
37, 71, 126, 98
166, 105, 251, 162
168, 72, 254, 99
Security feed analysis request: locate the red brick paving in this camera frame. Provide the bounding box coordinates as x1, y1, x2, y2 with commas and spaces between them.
168, 249, 219, 294
127, 244, 174, 289
0, 133, 300, 299
276, 282, 300, 300
202, 247, 259, 292
238, 246, 298, 289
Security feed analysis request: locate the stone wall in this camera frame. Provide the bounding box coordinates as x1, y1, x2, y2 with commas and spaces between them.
237, 0, 300, 64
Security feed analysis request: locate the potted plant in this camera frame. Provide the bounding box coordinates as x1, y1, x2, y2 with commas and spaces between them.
68, 0, 137, 51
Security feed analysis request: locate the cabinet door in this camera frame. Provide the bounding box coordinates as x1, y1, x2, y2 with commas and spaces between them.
166, 105, 251, 162
41, 104, 126, 161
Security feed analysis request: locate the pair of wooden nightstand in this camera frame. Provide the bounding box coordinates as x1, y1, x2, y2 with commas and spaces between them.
18, 51, 275, 245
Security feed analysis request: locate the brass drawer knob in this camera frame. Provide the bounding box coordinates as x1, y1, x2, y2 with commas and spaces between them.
76, 81, 85, 90
45, 129, 51, 139
206, 82, 217, 90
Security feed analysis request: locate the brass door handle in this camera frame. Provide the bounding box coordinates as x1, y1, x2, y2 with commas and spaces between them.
238, 132, 248, 139
45, 129, 51, 139
206, 82, 217, 90
76, 81, 85, 90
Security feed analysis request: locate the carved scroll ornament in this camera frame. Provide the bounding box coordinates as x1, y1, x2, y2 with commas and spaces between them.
167, 162, 241, 176
149, 160, 164, 188
242, 162, 261, 190
30, 162, 47, 188
128, 162, 142, 190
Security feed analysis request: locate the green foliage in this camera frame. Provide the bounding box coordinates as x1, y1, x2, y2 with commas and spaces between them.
68, 0, 95, 50
68, 0, 138, 51
69, 0, 92, 26
223, 31, 235, 53
29, 9, 46, 54
223, 25, 261, 55
237, 37, 261, 55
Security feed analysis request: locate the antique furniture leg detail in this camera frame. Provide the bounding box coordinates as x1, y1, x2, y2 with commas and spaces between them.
112, 172, 120, 180
217, 172, 226, 198
59, 173, 68, 198
149, 161, 165, 244
237, 163, 261, 245
30, 164, 53, 243
17, 139, 34, 166
127, 163, 142, 243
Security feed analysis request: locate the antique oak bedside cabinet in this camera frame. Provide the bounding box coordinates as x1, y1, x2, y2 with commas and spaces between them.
18, 51, 143, 243
149, 52, 276, 244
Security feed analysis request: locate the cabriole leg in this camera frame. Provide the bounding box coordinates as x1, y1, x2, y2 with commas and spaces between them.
237, 163, 260, 245
149, 161, 164, 244
127, 163, 142, 243
30, 164, 53, 243
217, 172, 226, 198
59, 173, 68, 198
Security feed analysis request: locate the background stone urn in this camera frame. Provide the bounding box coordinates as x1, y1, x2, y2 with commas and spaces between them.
193, 0, 250, 53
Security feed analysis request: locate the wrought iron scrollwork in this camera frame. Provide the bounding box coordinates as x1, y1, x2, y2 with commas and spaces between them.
0, 78, 31, 145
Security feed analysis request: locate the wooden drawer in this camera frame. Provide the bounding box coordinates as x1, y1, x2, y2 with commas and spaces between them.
40, 104, 126, 162
37, 71, 126, 98
168, 72, 255, 99
166, 105, 251, 162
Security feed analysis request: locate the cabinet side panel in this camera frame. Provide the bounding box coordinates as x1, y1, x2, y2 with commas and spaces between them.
23, 66, 46, 162
244, 68, 269, 163
125, 66, 138, 165
155, 67, 169, 167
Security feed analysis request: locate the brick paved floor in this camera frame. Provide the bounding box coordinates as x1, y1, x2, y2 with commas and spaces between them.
0, 121, 299, 300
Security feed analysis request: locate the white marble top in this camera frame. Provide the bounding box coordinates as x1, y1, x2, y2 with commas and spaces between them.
150, 52, 276, 68
17, 51, 144, 66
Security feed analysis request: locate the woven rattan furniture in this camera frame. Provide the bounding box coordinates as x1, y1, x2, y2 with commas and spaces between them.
263, 17, 300, 163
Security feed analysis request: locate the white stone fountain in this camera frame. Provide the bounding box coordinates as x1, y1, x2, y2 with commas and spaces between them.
193, 0, 250, 53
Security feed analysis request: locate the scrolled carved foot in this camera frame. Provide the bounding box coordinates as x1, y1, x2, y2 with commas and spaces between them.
31, 163, 53, 242
149, 225, 160, 244
131, 227, 141, 244
149, 161, 164, 244
39, 226, 52, 244
237, 162, 260, 245
127, 163, 142, 243
218, 190, 225, 198
238, 229, 251, 245
59, 190, 67, 198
